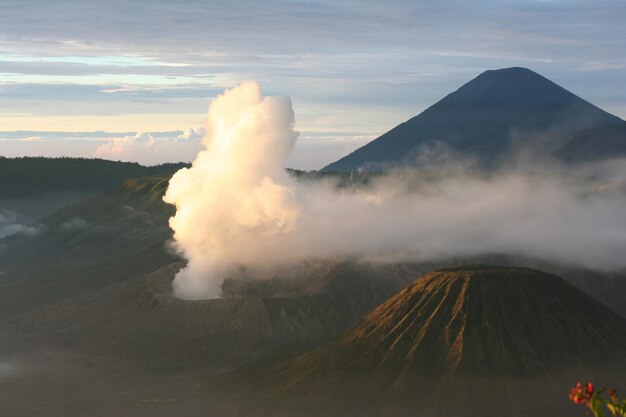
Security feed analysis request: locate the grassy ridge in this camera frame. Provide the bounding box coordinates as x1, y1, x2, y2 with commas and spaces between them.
0, 156, 188, 197
0, 176, 179, 315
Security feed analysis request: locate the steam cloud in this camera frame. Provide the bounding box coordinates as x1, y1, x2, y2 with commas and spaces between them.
164, 82, 300, 298
165, 82, 626, 299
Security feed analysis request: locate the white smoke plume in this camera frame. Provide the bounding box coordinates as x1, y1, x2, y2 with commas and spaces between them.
164, 82, 300, 298
165, 82, 626, 299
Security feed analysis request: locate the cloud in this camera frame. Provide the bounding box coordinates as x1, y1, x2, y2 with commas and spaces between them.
0, 210, 42, 238
177, 125, 205, 140
2, 0, 626, 167
93, 130, 203, 165
575, 62, 626, 72
2, 0, 625, 61
60, 217, 89, 231
94, 132, 157, 160
2, 0, 626, 130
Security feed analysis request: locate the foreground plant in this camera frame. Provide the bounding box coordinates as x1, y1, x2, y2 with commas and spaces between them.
570, 382, 626, 416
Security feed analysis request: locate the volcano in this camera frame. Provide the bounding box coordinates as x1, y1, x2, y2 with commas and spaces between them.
235, 266, 626, 417
323, 67, 626, 171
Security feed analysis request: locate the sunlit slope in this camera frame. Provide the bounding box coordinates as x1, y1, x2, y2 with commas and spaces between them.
237, 266, 626, 417
282, 266, 626, 379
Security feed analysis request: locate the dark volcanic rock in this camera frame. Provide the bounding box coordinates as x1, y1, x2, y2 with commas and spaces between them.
1, 259, 421, 374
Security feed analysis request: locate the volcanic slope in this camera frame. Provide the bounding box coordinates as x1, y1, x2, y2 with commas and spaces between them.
231, 266, 626, 417
0, 175, 426, 415
0, 157, 187, 224
323, 67, 626, 171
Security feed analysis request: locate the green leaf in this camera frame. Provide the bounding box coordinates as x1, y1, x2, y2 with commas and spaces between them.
591, 396, 607, 417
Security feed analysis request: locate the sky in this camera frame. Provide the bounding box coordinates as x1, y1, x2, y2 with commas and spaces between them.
0, 0, 625, 170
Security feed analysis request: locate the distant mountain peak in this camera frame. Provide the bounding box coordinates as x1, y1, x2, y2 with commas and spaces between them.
474, 66, 545, 82
454, 67, 577, 106
478, 66, 542, 79
322, 68, 626, 171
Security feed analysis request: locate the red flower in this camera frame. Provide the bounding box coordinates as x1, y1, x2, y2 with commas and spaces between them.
609, 387, 618, 402
569, 382, 592, 406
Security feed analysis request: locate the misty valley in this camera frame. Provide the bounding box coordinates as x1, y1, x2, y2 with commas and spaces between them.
2, 67, 626, 417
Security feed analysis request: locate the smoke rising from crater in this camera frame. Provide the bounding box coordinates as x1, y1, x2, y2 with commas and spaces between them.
165, 82, 626, 299
164, 82, 300, 298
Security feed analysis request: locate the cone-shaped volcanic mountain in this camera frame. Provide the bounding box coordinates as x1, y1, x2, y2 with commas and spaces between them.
281, 266, 626, 378
323, 67, 626, 171
231, 266, 626, 417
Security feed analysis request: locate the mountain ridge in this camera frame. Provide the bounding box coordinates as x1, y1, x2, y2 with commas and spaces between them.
323, 67, 626, 171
